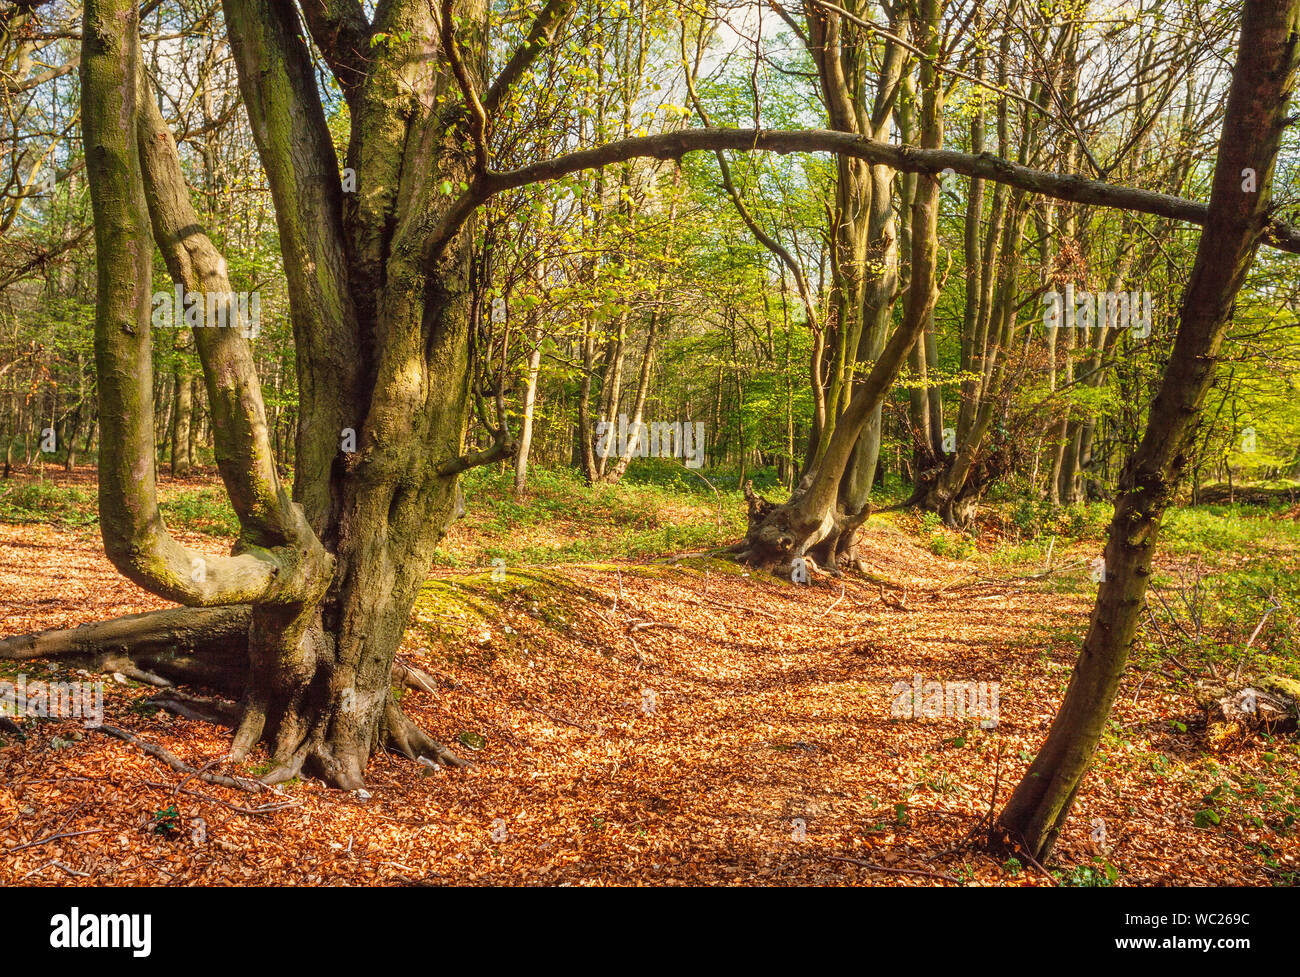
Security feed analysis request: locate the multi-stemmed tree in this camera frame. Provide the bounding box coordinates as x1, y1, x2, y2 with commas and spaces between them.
65, 0, 573, 785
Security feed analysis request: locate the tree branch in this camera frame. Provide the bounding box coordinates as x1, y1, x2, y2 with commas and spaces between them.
296, 0, 373, 106
482, 0, 573, 116
136, 75, 313, 554
222, 0, 364, 532
469, 128, 1300, 256
439, 0, 489, 173
437, 433, 518, 477
81, 0, 330, 608
680, 22, 820, 329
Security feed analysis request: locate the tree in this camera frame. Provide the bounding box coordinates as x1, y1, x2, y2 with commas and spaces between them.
736, 0, 946, 573
68, 0, 570, 786
995, 0, 1300, 861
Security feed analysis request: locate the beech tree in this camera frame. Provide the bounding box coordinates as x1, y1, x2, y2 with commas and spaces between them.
62, 0, 571, 785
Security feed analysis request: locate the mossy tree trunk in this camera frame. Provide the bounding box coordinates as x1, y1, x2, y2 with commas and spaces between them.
77, 0, 564, 785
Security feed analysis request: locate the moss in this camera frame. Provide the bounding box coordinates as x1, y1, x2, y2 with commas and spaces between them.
666, 555, 750, 577
409, 555, 750, 653
1258, 675, 1300, 708
411, 568, 578, 648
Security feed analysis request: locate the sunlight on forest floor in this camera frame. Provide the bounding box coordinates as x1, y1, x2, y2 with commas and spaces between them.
0, 470, 1296, 885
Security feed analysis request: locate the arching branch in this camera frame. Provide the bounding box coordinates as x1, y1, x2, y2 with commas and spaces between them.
433, 128, 1300, 257
81, 0, 329, 609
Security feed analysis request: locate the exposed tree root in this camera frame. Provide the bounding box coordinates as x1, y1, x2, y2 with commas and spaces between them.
893, 440, 1014, 530
382, 698, 470, 769
0, 606, 250, 695
147, 690, 241, 727
392, 659, 440, 694
738, 480, 870, 577
93, 723, 261, 791
2, 606, 465, 785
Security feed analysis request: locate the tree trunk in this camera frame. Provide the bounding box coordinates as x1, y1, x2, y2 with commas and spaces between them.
170, 364, 193, 478
513, 309, 543, 499
187, 377, 202, 470
577, 311, 598, 481
604, 307, 659, 484
916, 9, 1054, 527
738, 0, 941, 573
72, 0, 552, 787
594, 311, 628, 480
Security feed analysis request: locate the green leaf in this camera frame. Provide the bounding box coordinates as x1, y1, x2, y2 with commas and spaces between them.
457, 730, 486, 750
1194, 808, 1221, 828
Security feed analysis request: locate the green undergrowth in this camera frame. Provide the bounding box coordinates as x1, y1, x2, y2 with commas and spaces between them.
0, 476, 238, 536
435, 463, 751, 567
0, 479, 97, 526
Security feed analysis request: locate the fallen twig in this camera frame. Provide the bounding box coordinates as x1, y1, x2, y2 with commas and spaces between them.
7, 827, 106, 853
518, 699, 592, 733
679, 593, 783, 620
22, 860, 90, 879
1233, 601, 1282, 683
139, 781, 300, 817
1014, 840, 1059, 886
629, 620, 681, 633
879, 583, 910, 611
933, 558, 1087, 597
816, 583, 847, 620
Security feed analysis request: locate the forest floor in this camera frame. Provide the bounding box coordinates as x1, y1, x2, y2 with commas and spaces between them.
0, 467, 1297, 886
